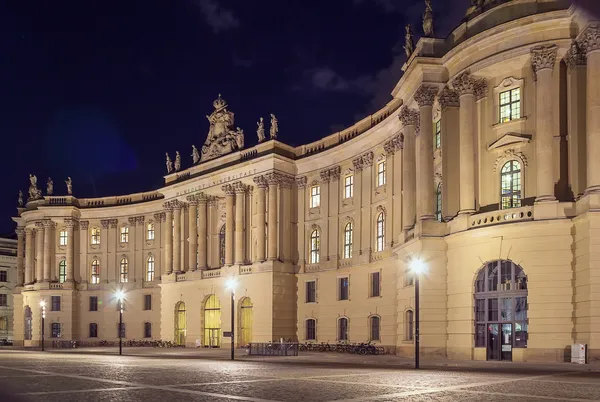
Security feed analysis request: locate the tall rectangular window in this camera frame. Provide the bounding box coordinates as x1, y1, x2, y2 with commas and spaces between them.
306, 281, 316, 303
89, 323, 98, 338
144, 322, 152, 338
370, 272, 381, 297
147, 223, 155, 240
377, 161, 386, 186
120, 226, 129, 243
434, 119, 441, 149
339, 277, 349, 301
310, 186, 321, 208
306, 319, 316, 341
59, 230, 68, 246
0, 270, 6, 282
91, 228, 101, 245
89, 296, 98, 312
0, 294, 7, 307
500, 88, 521, 123
344, 175, 354, 198
144, 294, 152, 311
51, 323, 61, 338
51, 296, 61, 312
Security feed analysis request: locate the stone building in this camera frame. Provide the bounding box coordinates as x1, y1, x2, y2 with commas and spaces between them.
11, 0, 600, 362
0, 235, 17, 342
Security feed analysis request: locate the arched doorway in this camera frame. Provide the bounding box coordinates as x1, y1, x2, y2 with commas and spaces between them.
204, 295, 221, 347
474, 260, 528, 361
239, 297, 253, 346
24, 306, 32, 341
174, 302, 186, 346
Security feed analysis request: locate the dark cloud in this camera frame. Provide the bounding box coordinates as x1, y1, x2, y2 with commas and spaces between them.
353, 0, 398, 14
188, 0, 240, 33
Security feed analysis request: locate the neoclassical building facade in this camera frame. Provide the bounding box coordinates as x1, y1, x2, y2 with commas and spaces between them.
11, 0, 600, 362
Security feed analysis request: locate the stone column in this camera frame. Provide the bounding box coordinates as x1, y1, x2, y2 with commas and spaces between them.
65, 218, 76, 282
187, 196, 198, 271
43, 220, 52, 281
163, 204, 173, 274
399, 106, 419, 230
35, 223, 44, 282
414, 85, 438, 221
172, 202, 183, 272
233, 182, 247, 265
16, 228, 24, 286
280, 175, 293, 262
384, 135, 402, 239
453, 71, 477, 213
197, 194, 208, 270
266, 173, 279, 261
253, 176, 267, 262
24, 228, 33, 284
582, 27, 600, 194
223, 184, 235, 266
296, 176, 307, 267
531, 45, 558, 202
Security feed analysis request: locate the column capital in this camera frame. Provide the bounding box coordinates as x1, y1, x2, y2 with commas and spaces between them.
319, 169, 331, 183
100, 219, 110, 229
414, 85, 439, 107
398, 106, 420, 127
153, 212, 166, 222
222, 183, 235, 195
474, 79, 488, 101
263, 172, 293, 187
437, 86, 459, 109
580, 25, 600, 55
64, 217, 78, 229
186, 194, 199, 206
232, 181, 250, 194
164, 199, 186, 210
128, 216, 137, 226
296, 176, 308, 188
207, 196, 219, 206
384, 134, 403, 155
452, 70, 476, 96
531, 44, 558, 74
79, 220, 89, 230
362, 151, 374, 168
319, 167, 342, 183
136, 216, 145, 225
565, 41, 587, 70
43, 219, 55, 228
253, 175, 268, 189
24, 227, 33, 235
35, 221, 45, 229
109, 219, 118, 229
15, 228, 24, 237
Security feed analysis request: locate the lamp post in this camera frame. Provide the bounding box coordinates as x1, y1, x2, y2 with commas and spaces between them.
226, 278, 237, 361
40, 300, 46, 351
410, 258, 426, 369
116, 290, 124, 356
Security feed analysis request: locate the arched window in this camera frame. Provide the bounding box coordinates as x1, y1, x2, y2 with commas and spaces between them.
90, 259, 100, 284
343, 222, 353, 259
435, 183, 442, 222
204, 295, 221, 347
147, 223, 155, 240
376, 212, 385, 252
59, 229, 68, 246
474, 260, 528, 361
120, 258, 128, 283
91, 228, 101, 245
58, 260, 66, 284
501, 160, 521, 209
240, 298, 253, 346
120, 226, 129, 243
146, 256, 155, 282
369, 316, 380, 341
306, 318, 316, 341
405, 310, 414, 341
338, 317, 349, 341
174, 302, 186, 346
219, 225, 226, 267
310, 230, 320, 264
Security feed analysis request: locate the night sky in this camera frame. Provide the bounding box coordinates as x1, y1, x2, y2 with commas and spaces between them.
3, 0, 595, 236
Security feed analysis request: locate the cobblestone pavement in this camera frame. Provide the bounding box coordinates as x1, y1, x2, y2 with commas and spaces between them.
0, 349, 599, 401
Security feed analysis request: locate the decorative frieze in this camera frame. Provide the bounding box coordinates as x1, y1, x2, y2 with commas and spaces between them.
474, 79, 488, 101
564, 41, 587, 70
153, 212, 166, 222
452, 70, 476, 95
79, 220, 89, 230
100, 219, 110, 229
398, 106, 419, 127
414, 85, 439, 107
295, 176, 308, 189
437, 86, 459, 109
580, 25, 600, 55
531, 44, 557, 74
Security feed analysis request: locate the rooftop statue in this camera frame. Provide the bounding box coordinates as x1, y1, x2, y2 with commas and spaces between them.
423, 0, 434, 37
65, 177, 73, 195
28, 174, 42, 201
191, 145, 200, 164
404, 25, 415, 58
18, 190, 23, 207
200, 94, 245, 162
257, 117, 265, 143
47, 177, 54, 196
269, 114, 279, 140
166, 152, 173, 174
174, 151, 181, 171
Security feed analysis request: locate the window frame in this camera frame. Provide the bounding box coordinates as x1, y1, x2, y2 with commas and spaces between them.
369, 315, 381, 342
51, 322, 61, 338
91, 227, 101, 245
59, 229, 68, 246
338, 277, 349, 301
306, 318, 316, 341
119, 258, 128, 283
0, 270, 7, 283
89, 323, 98, 338
500, 160, 522, 210
89, 296, 98, 312
0, 294, 7, 307
310, 186, 321, 208
309, 230, 320, 264
344, 175, 354, 199
120, 226, 129, 243
305, 281, 316, 303
499, 87, 521, 124
144, 294, 152, 311
146, 256, 155, 282
338, 317, 349, 341
376, 160, 386, 187
376, 212, 385, 252
58, 260, 67, 284
343, 222, 353, 259
405, 310, 414, 341
144, 322, 152, 339
147, 223, 155, 241
51, 296, 61, 312
370, 271, 381, 298
90, 259, 100, 284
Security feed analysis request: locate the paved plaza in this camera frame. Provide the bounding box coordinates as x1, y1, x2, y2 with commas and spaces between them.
0, 349, 599, 401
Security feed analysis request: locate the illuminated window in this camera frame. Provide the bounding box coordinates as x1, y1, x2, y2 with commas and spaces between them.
376, 212, 385, 252
435, 183, 442, 222
501, 161, 522, 209
120, 226, 129, 243
91, 228, 101, 245
500, 88, 521, 123
435, 120, 441, 149
0, 316, 8, 332
310, 186, 321, 208
147, 223, 155, 240
59, 230, 68, 246
120, 258, 128, 283
51, 323, 61, 338
377, 161, 386, 186
344, 175, 354, 198
90, 259, 100, 284
310, 230, 320, 264
58, 260, 66, 283
369, 316, 380, 341
146, 256, 155, 282
343, 222, 353, 259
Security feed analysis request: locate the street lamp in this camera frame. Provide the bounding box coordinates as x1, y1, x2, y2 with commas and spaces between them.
225, 278, 237, 361
39, 300, 46, 352
410, 258, 427, 369
115, 290, 125, 356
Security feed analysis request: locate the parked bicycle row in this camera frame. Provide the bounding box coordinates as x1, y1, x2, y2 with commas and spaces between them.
299, 341, 384, 355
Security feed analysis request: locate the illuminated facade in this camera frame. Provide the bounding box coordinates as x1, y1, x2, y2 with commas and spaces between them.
11, 0, 600, 362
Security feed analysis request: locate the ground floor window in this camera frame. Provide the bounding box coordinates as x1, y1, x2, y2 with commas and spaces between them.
89, 323, 98, 338
24, 306, 32, 340
338, 317, 348, 341
369, 316, 380, 341
51, 323, 61, 338
144, 322, 152, 338
306, 319, 316, 341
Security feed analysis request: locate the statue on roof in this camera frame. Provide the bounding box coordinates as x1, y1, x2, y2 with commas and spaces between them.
166, 152, 173, 174
200, 94, 245, 162
174, 151, 181, 171
191, 145, 200, 164
423, 0, 434, 37
18, 191, 23, 207
257, 117, 265, 142
269, 114, 279, 140
28, 174, 42, 201
65, 177, 73, 195
404, 25, 415, 58
47, 177, 54, 196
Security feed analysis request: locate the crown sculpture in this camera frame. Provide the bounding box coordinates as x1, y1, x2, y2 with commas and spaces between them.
201, 94, 245, 162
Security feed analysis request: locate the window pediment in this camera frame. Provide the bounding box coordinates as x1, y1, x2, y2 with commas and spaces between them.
488, 132, 531, 151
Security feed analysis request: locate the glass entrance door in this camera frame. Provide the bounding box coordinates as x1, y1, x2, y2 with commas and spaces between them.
487, 324, 500, 360
208, 328, 220, 348
501, 323, 513, 361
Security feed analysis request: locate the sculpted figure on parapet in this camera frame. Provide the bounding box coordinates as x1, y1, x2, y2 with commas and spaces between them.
423, 0, 434, 37
269, 114, 278, 139
65, 177, 73, 195
191, 145, 200, 164
28, 174, 42, 201
17, 190, 23, 207
403, 25, 414, 58
201, 94, 245, 163
166, 152, 173, 173
257, 117, 265, 142
46, 177, 53, 196
174, 151, 181, 172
